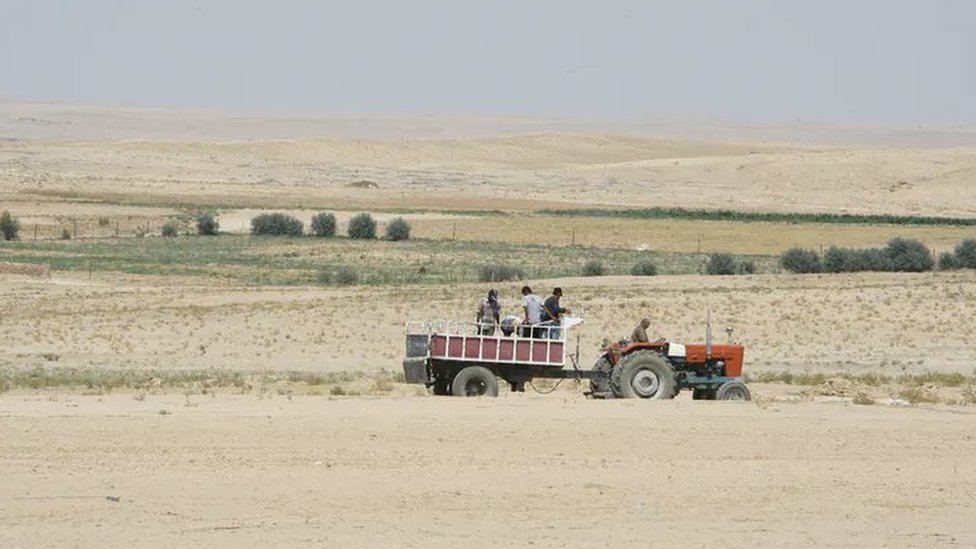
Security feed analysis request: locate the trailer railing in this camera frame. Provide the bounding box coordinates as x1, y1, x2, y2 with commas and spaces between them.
406, 318, 582, 367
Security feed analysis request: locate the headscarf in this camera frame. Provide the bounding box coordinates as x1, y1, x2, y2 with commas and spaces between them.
487, 289, 498, 303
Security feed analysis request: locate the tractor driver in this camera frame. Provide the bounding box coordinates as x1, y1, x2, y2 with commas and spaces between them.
630, 318, 652, 343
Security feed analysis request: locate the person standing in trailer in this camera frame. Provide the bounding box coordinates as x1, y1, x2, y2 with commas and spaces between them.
476, 289, 501, 335
521, 285, 544, 338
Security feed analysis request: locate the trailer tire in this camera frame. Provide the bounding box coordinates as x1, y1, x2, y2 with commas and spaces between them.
715, 380, 751, 401
451, 366, 499, 397
589, 356, 614, 395
611, 351, 677, 399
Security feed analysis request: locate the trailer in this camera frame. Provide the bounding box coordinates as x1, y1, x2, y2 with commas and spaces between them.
402, 319, 590, 396
402, 317, 751, 400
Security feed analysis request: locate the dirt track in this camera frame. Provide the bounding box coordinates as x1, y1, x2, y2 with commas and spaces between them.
1, 393, 974, 549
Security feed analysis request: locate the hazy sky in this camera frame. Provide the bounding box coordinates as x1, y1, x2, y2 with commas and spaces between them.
1, 0, 974, 125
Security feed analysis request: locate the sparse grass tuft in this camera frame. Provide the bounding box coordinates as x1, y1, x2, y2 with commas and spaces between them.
852, 392, 875, 405
897, 386, 940, 404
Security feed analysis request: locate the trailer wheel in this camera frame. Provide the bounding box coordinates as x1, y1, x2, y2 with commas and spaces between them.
589, 356, 613, 395
610, 351, 676, 399
715, 381, 751, 401
451, 366, 499, 397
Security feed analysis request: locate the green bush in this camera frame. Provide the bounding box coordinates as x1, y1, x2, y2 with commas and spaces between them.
780, 247, 822, 273
824, 247, 891, 273
0, 210, 20, 241
954, 239, 976, 268
885, 237, 933, 272
477, 263, 525, 282
582, 260, 605, 277
938, 251, 960, 271
630, 260, 658, 276
251, 212, 304, 236
196, 211, 219, 236
706, 253, 736, 275
310, 212, 337, 237
161, 222, 179, 237
347, 213, 377, 240
385, 217, 411, 241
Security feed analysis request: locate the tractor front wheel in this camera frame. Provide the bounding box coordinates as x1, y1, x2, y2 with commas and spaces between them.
715, 380, 751, 401
451, 366, 499, 397
610, 351, 677, 399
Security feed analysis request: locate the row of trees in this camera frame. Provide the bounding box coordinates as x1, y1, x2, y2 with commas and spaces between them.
190, 211, 412, 241
780, 238, 976, 274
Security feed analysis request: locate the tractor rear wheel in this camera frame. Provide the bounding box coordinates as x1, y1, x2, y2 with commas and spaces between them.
589, 356, 614, 396
610, 351, 677, 399
451, 366, 499, 397
715, 380, 751, 401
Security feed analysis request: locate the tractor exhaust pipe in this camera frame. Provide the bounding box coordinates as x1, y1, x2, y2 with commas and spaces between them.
705, 308, 713, 359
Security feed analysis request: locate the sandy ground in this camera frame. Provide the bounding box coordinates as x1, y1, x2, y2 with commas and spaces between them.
1, 393, 974, 549
2, 270, 975, 375
3, 111, 976, 219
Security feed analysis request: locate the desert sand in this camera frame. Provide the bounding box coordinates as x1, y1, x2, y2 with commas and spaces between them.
1, 394, 974, 549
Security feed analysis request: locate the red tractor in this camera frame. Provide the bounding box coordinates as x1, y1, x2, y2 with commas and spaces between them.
588, 334, 750, 400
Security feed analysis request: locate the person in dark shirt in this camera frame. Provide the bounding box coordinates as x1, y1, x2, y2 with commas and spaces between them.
631, 318, 652, 343
541, 287, 570, 338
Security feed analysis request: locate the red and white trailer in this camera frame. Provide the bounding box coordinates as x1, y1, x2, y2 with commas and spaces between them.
402, 319, 587, 396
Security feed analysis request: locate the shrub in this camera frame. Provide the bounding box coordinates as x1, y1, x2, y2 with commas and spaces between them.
582, 260, 605, 277
0, 210, 20, 241
824, 247, 891, 273
858, 248, 892, 271
477, 263, 525, 282
161, 222, 179, 237
822, 247, 851, 272
938, 251, 960, 271
954, 239, 976, 268
630, 260, 658, 276
60, 228, 72, 240
885, 237, 933, 272
347, 213, 377, 240
251, 212, 304, 236
735, 259, 756, 275
310, 212, 337, 237
385, 217, 411, 241
317, 266, 359, 286
780, 247, 822, 273
706, 253, 736, 275
196, 211, 219, 236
